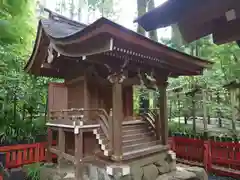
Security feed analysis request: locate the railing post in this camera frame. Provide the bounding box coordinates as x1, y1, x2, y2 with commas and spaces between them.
58, 128, 65, 169
16, 150, 23, 167
74, 126, 83, 180
172, 136, 176, 152
203, 140, 210, 172
155, 109, 161, 141
6, 152, 10, 169
46, 128, 53, 162
109, 109, 113, 150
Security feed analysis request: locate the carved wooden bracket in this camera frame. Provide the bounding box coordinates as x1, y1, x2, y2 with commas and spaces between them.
107, 72, 126, 84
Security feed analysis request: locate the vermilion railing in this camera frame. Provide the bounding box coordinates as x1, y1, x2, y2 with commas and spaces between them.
0, 141, 56, 169
0, 138, 240, 178
174, 137, 205, 164
169, 137, 240, 178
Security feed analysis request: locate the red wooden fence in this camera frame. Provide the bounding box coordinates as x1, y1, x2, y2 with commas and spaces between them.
0, 138, 240, 178
169, 137, 240, 178
0, 141, 56, 169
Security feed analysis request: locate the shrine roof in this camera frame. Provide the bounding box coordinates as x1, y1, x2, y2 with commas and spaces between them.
135, 0, 240, 45
25, 10, 213, 78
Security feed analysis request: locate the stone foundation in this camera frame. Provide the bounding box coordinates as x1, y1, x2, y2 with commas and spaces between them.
40, 151, 207, 180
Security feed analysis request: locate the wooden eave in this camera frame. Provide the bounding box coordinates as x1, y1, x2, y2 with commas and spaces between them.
135, 0, 240, 44
25, 14, 213, 79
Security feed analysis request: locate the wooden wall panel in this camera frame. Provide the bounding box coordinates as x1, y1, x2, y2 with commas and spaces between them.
48, 83, 68, 112
67, 81, 84, 109
83, 132, 100, 157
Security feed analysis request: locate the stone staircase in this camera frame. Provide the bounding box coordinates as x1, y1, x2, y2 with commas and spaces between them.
93, 120, 167, 160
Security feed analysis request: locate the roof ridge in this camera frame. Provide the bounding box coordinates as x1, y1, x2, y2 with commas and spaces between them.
43, 8, 87, 28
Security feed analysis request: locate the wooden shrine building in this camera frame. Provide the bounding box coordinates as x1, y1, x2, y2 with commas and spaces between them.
135, 0, 240, 45
25, 10, 212, 179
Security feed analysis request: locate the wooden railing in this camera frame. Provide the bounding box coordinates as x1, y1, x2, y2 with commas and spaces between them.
50, 108, 109, 121
0, 141, 56, 169
49, 108, 111, 149
96, 110, 110, 139
139, 108, 159, 134
0, 138, 240, 178
169, 137, 240, 178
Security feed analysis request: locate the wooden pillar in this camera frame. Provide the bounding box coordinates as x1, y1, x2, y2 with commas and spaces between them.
158, 82, 168, 145
74, 126, 83, 180
58, 128, 65, 169
47, 127, 53, 162
202, 89, 208, 138
111, 75, 123, 161
83, 74, 89, 118
155, 108, 161, 140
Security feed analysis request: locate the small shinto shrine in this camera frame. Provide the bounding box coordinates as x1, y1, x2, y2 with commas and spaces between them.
25, 10, 212, 179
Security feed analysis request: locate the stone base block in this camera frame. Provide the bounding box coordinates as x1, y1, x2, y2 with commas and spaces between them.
156, 166, 207, 180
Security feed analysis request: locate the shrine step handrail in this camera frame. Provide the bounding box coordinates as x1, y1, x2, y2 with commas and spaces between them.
140, 108, 159, 133
97, 114, 109, 139
96, 109, 110, 140
49, 108, 111, 140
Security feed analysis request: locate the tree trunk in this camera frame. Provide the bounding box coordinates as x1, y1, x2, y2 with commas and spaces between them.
202, 89, 208, 138
77, 0, 82, 21
147, 0, 158, 41
137, 0, 147, 111
137, 0, 147, 35
192, 94, 196, 133
70, 0, 74, 20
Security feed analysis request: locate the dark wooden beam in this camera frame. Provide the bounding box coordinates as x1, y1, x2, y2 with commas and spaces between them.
178, 1, 240, 43
49, 147, 75, 162
213, 18, 240, 45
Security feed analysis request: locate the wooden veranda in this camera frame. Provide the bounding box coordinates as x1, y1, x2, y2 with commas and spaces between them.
25, 9, 212, 179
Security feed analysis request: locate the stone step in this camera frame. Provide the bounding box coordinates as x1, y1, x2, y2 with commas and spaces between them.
122, 145, 169, 161
122, 128, 151, 135
123, 140, 160, 152
122, 123, 148, 131
123, 136, 156, 146
123, 131, 155, 141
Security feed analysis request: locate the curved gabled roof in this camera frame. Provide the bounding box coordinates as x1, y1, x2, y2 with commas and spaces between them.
25, 9, 213, 78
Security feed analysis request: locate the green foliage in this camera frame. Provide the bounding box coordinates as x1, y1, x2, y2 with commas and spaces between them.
24, 163, 43, 180
0, 0, 36, 45
88, 0, 113, 15
162, 34, 240, 130
0, 0, 48, 144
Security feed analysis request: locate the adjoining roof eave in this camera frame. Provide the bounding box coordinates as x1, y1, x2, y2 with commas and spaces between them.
134, 0, 177, 31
